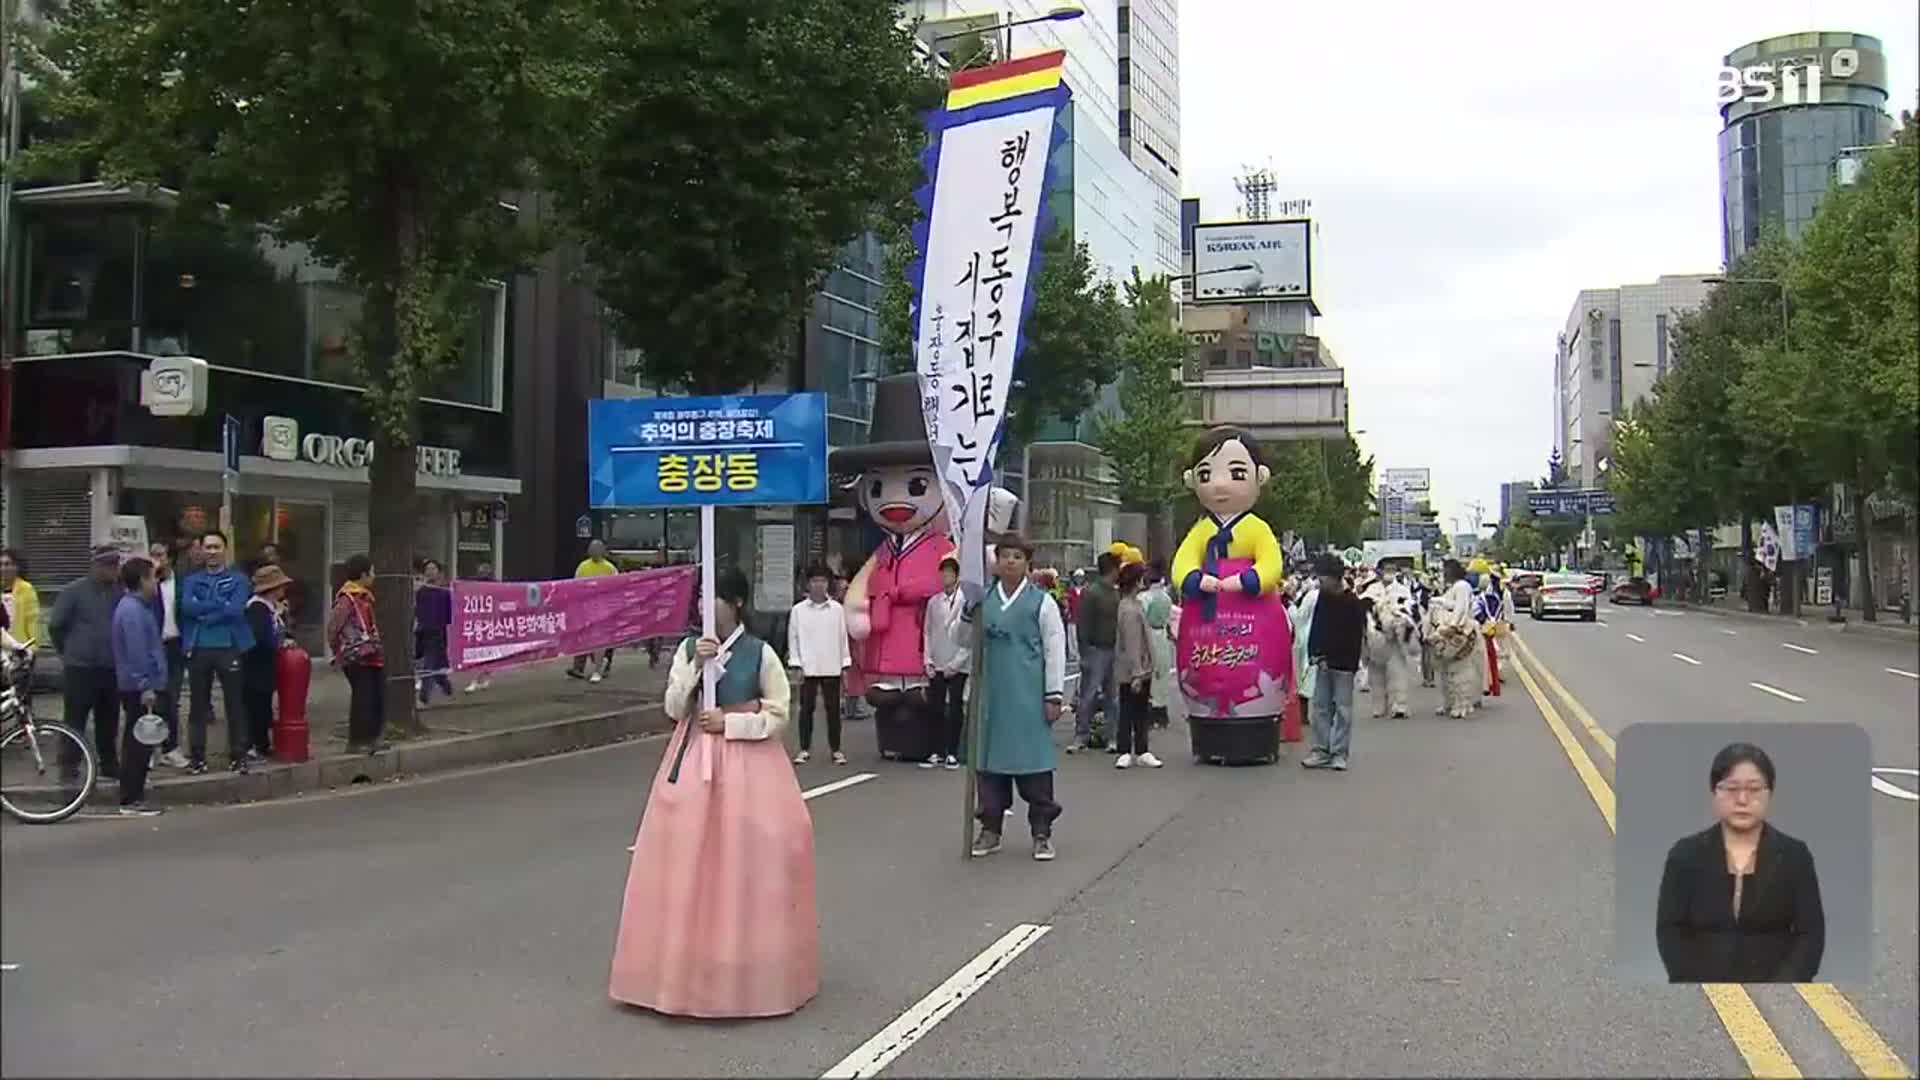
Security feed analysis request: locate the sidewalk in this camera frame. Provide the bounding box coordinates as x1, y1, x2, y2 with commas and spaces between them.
32, 648, 678, 808
1663, 598, 1919, 641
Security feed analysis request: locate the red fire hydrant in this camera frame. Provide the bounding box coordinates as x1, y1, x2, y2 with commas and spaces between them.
274, 643, 313, 763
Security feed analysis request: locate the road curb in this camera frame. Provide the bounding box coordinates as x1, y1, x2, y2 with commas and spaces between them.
119, 701, 671, 808
1664, 602, 1918, 642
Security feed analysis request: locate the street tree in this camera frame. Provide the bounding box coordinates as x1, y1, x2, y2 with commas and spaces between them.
23, 0, 601, 737
547, 0, 941, 395
1092, 272, 1189, 555
1740, 119, 1919, 619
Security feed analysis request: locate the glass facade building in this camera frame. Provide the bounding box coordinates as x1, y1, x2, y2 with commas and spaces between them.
1717, 32, 1893, 265
1117, 0, 1182, 276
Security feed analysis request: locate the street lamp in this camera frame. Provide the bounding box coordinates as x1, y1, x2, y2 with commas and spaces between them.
930, 5, 1085, 68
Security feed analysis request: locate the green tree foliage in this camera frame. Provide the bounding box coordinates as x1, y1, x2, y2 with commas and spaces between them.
1092, 272, 1188, 552
547, 0, 941, 394
1488, 521, 1550, 566
22, 0, 597, 736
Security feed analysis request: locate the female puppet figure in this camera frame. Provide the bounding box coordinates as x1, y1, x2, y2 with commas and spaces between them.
609, 567, 818, 1019
1171, 426, 1293, 764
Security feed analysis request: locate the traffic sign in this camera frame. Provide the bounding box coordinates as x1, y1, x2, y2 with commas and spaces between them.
1528, 488, 1614, 516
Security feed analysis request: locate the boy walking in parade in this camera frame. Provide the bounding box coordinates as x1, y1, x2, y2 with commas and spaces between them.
787, 565, 851, 765
923, 557, 970, 770
1304, 552, 1366, 771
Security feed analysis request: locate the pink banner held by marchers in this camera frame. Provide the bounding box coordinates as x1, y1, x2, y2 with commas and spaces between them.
451, 565, 697, 675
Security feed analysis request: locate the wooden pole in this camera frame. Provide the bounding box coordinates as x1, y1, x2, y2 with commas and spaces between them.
960, 598, 987, 859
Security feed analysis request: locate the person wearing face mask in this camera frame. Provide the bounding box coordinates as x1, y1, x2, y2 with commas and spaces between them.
1656, 743, 1823, 983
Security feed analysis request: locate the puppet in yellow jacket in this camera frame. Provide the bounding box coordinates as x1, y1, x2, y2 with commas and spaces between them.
1171, 426, 1294, 728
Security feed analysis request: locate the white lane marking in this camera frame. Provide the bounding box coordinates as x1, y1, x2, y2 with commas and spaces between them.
1672, 652, 1702, 666
0, 963, 18, 972
1871, 768, 1919, 802
1595, 620, 1609, 628
626, 771, 878, 850
1626, 633, 1646, 643
803, 772, 879, 801
1888, 668, 1919, 680
1749, 682, 1805, 703
1721, 629, 1740, 636
1780, 643, 1819, 655
821, 923, 1052, 1079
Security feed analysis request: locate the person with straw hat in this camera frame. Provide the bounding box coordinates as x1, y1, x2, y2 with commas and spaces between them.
242, 564, 293, 761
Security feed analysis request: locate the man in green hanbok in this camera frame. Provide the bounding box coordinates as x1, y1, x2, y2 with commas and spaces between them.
970, 533, 1068, 862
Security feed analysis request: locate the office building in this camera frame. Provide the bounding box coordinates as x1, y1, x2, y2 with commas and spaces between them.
1553, 274, 1716, 488
1500, 480, 1536, 527
1719, 31, 1893, 265
1118, 0, 1182, 276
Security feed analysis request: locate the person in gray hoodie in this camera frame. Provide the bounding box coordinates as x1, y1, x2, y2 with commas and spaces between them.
49, 545, 125, 779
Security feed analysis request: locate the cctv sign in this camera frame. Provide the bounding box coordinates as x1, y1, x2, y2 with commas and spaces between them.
1716, 47, 1859, 107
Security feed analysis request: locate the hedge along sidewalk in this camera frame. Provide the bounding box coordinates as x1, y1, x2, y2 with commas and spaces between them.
123, 652, 679, 807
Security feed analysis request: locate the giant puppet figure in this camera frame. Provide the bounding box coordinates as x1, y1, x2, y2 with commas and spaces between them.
830, 375, 955, 761
1171, 426, 1294, 765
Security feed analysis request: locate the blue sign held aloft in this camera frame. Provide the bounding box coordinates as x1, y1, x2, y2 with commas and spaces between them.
588, 393, 828, 509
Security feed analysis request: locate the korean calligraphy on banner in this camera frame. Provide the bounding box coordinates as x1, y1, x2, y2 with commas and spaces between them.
910, 51, 1070, 597
586, 393, 829, 508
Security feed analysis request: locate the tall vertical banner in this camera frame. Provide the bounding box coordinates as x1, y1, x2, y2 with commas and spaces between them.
909, 52, 1071, 601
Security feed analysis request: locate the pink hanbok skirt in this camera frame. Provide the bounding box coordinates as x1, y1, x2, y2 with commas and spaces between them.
608, 719, 820, 1018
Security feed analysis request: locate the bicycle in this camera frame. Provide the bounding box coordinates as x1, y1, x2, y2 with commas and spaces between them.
0, 639, 99, 824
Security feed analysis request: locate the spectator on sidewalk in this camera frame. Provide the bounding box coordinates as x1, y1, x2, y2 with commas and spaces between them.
568, 540, 618, 683
181, 529, 255, 775
414, 558, 454, 706
243, 565, 292, 760
2, 548, 42, 713
922, 556, 970, 771
1304, 552, 1365, 772
146, 541, 190, 768
328, 554, 388, 755
787, 565, 852, 766
50, 545, 126, 781
1069, 551, 1121, 753
110, 556, 166, 816
464, 561, 494, 693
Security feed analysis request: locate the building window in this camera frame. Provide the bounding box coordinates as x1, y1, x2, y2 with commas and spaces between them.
20, 212, 140, 355
1608, 317, 1623, 414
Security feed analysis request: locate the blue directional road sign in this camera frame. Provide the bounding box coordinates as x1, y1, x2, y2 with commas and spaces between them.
1528, 488, 1614, 516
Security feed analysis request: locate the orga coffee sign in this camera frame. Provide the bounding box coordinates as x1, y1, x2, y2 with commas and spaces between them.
260, 415, 463, 477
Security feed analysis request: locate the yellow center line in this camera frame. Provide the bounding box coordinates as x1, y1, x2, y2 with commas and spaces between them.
1795, 985, 1914, 1079
1511, 634, 1616, 759
1511, 644, 1915, 1080
1507, 652, 1798, 1079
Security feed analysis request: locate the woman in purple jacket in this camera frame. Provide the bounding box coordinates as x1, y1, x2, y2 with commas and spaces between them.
414, 559, 455, 705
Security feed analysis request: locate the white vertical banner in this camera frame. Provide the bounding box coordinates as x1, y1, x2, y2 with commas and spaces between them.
912, 53, 1070, 602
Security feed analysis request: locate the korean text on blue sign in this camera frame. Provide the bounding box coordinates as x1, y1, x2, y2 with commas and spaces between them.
587, 393, 829, 509
1527, 488, 1614, 516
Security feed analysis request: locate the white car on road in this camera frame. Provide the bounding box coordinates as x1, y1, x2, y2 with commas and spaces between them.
1530, 572, 1599, 622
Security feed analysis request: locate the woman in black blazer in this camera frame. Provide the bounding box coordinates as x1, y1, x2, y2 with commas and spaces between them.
1656, 742, 1824, 983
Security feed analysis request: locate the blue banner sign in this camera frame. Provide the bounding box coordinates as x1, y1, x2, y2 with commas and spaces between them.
1527, 488, 1615, 516
588, 393, 828, 509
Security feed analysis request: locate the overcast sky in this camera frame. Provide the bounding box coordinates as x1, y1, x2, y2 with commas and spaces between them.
1178, 0, 1917, 535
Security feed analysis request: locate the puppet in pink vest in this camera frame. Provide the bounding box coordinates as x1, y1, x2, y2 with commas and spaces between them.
831, 375, 956, 761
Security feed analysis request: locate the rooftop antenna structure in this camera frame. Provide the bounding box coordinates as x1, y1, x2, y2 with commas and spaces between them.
1235, 165, 1275, 220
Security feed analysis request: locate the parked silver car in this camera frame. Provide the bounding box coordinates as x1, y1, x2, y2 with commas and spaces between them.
1530, 572, 1599, 621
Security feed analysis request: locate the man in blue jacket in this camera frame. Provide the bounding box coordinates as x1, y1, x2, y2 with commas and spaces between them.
111, 556, 167, 815
180, 530, 255, 774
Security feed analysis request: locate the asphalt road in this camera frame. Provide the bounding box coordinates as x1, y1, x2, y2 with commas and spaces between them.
3, 617, 1915, 1078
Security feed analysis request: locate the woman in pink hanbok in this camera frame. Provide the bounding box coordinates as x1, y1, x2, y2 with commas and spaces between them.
609, 567, 818, 1018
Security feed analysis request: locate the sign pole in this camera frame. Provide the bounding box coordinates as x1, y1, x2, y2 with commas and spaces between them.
961, 600, 987, 859
700, 503, 717, 710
